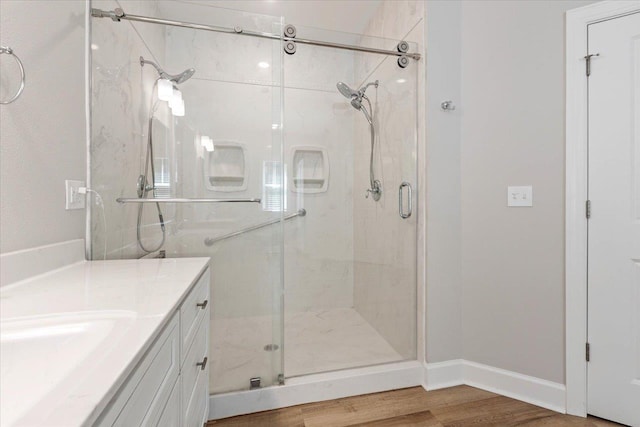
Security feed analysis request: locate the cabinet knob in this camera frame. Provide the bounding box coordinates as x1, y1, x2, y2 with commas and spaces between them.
196, 300, 208, 309
196, 357, 208, 370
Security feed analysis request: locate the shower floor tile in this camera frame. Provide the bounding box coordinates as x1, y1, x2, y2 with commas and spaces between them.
284, 307, 403, 377
210, 307, 402, 394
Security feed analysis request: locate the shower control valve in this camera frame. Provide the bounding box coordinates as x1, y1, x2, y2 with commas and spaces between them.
136, 174, 155, 198
365, 180, 382, 201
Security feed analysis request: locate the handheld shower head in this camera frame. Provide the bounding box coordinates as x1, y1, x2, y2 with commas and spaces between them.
336, 80, 378, 113
140, 56, 195, 84
337, 82, 358, 99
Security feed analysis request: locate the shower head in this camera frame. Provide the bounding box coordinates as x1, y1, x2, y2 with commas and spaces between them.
336, 80, 378, 113
140, 56, 195, 84
337, 80, 376, 125
337, 82, 358, 99
173, 68, 195, 84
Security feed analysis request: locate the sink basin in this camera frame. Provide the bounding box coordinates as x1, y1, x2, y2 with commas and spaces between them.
0, 311, 136, 426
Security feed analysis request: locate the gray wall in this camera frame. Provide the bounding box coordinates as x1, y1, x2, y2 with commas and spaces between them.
425, 0, 464, 363
426, 0, 595, 384
0, 1, 86, 254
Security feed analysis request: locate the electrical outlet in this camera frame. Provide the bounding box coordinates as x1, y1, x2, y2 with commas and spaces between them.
507, 185, 533, 207
65, 180, 86, 210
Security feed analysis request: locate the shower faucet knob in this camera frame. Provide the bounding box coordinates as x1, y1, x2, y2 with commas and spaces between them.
365, 187, 382, 200
365, 180, 382, 201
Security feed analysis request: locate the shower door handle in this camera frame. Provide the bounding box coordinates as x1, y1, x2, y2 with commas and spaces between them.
399, 182, 412, 219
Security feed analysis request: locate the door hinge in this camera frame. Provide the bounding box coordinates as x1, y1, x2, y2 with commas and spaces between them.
586, 342, 590, 362
586, 200, 591, 219
584, 53, 600, 77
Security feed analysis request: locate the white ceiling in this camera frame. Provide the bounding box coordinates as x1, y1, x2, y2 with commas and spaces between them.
177, 0, 383, 35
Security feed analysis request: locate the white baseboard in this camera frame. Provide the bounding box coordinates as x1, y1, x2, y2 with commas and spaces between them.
424, 359, 465, 390
425, 359, 566, 413
209, 361, 423, 420
0, 239, 85, 287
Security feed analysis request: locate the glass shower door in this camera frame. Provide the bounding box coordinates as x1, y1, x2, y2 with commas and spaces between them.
281, 26, 418, 378
89, 0, 284, 393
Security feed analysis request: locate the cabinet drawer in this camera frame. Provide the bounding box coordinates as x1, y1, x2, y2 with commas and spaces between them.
97, 313, 180, 427
182, 307, 209, 417
180, 268, 210, 361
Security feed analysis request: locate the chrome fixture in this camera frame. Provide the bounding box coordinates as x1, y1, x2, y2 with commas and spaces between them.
440, 100, 456, 111
250, 377, 261, 389
283, 24, 297, 55
136, 58, 195, 253
284, 40, 297, 55
399, 182, 413, 219
117, 197, 262, 204
0, 46, 25, 104
337, 80, 382, 201
283, 24, 297, 38
91, 8, 421, 63
196, 357, 208, 370
203, 208, 306, 246
396, 41, 409, 53
396, 42, 410, 67
140, 56, 195, 84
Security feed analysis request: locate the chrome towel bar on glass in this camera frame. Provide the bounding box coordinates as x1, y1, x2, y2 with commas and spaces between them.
116, 197, 261, 204
0, 46, 25, 104
204, 208, 306, 246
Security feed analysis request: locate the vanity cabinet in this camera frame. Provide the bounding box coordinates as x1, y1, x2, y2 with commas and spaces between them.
96, 268, 210, 427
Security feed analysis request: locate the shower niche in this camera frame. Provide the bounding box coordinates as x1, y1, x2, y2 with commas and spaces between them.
290, 146, 328, 193
204, 141, 248, 192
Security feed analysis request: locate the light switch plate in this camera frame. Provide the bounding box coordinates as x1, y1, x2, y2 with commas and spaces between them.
507, 185, 533, 207
65, 180, 85, 210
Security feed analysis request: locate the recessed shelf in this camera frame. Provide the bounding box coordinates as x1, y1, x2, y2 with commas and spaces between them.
290, 146, 329, 194
204, 141, 248, 192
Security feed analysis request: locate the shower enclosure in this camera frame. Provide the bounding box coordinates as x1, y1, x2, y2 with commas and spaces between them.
89, 0, 419, 396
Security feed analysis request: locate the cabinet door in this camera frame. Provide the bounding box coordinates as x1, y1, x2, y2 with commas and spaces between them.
96, 314, 180, 427
183, 308, 209, 426
113, 318, 180, 427
156, 378, 180, 427
184, 368, 209, 427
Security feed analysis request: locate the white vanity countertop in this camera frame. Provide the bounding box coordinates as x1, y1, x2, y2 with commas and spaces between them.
0, 257, 210, 427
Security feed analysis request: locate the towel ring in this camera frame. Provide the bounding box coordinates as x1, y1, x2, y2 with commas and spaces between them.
0, 46, 25, 104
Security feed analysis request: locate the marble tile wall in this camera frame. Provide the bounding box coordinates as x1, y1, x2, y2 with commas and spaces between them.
90, 0, 167, 260
351, 1, 424, 359
162, 22, 358, 316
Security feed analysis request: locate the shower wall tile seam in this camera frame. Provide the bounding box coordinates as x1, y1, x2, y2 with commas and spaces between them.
113, 0, 162, 63
188, 76, 342, 94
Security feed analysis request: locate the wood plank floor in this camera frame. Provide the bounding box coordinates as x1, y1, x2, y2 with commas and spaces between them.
207, 386, 624, 427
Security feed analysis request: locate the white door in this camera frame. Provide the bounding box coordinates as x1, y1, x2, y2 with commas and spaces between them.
587, 11, 640, 427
